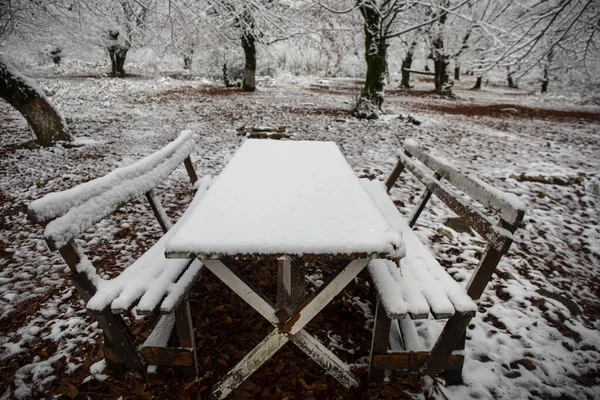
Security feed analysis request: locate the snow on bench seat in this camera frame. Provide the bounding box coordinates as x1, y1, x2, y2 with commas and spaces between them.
28, 130, 196, 251
86, 176, 213, 315
361, 179, 477, 320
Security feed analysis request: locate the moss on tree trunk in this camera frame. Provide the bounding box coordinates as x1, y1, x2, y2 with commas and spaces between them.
356, 3, 387, 118
0, 58, 72, 146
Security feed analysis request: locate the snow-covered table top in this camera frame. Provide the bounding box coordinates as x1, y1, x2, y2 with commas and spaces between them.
165, 139, 404, 261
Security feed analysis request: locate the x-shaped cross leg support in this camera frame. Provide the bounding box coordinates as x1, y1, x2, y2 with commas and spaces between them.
201, 259, 369, 400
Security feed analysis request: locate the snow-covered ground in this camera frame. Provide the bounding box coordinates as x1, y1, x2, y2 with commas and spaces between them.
0, 73, 599, 399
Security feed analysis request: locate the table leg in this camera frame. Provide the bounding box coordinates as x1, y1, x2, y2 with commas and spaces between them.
211, 328, 289, 400
202, 258, 369, 397
277, 257, 305, 321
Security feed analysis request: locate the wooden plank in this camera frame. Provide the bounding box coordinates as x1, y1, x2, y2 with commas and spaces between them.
60, 240, 145, 371
175, 298, 199, 376
399, 316, 423, 351
143, 314, 175, 347
369, 299, 392, 381
202, 260, 279, 325
184, 156, 198, 186
146, 189, 173, 233
139, 347, 195, 367
211, 328, 289, 400
292, 330, 359, 388
280, 259, 369, 336
389, 319, 404, 352
408, 173, 441, 228
402, 68, 435, 76
467, 219, 516, 300
372, 352, 464, 371
425, 314, 472, 375
277, 257, 305, 321
384, 159, 406, 192
159, 260, 203, 315
397, 151, 509, 251
403, 142, 525, 224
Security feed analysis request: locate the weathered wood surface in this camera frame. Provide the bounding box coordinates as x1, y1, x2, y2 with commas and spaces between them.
372, 352, 464, 371
175, 298, 199, 376
139, 347, 195, 367
203, 258, 365, 398
403, 142, 526, 224
29, 135, 203, 375
145, 189, 173, 233
397, 151, 509, 251
369, 299, 392, 380
366, 141, 525, 384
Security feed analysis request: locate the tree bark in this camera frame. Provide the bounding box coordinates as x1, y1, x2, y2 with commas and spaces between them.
473, 76, 482, 90
432, 3, 450, 92
454, 66, 460, 81
357, 2, 387, 116
109, 46, 128, 77
241, 32, 256, 92
0, 58, 72, 146
507, 67, 518, 89
401, 41, 417, 89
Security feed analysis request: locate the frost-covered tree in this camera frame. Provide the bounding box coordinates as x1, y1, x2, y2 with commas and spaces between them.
197, 0, 307, 91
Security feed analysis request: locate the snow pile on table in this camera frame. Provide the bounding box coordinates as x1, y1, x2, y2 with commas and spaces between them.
166, 140, 405, 259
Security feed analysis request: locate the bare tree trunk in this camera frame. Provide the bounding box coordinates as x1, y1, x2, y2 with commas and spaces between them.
472, 76, 482, 90
507, 67, 518, 89
432, 6, 450, 93
241, 31, 256, 92
109, 47, 128, 77
355, 3, 387, 118
401, 41, 417, 89
0, 58, 72, 146
454, 65, 460, 80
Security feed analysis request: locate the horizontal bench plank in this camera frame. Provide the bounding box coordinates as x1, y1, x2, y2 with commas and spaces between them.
139, 347, 195, 367
396, 151, 511, 252
371, 352, 464, 371
36, 133, 197, 251
402, 140, 526, 224
28, 130, 196, 224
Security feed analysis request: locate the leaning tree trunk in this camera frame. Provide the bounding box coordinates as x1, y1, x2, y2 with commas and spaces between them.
0, 58, 72, 146
401, 41, 417, 89
355, 3, 387, 118
241, 32, 256, 92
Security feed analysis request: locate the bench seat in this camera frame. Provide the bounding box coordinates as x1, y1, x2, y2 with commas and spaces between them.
86, 176, 213, 315
361, 179, 477, 320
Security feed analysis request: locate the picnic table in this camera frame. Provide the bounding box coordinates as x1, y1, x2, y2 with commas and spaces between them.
165, 139, 405, 399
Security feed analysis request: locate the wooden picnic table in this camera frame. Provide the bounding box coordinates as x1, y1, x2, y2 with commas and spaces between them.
165, 139, 404, 399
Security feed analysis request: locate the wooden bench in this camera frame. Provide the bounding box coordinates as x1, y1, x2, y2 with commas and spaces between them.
28, 131, 213, 376
363, 139, 526, 383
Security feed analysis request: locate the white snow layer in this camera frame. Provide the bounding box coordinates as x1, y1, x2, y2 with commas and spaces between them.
29, 131, 196, 250
86, 176, 212, 313
362, 179, 477, 319
166, 139, 404, 259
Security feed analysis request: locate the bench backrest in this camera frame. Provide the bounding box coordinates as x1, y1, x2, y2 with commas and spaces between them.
385, 139, 526, 300
28, 130, 198, 251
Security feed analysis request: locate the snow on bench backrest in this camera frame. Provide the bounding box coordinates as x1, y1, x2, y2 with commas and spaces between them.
28, 131, 196, 251
402, 139, 526, 225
